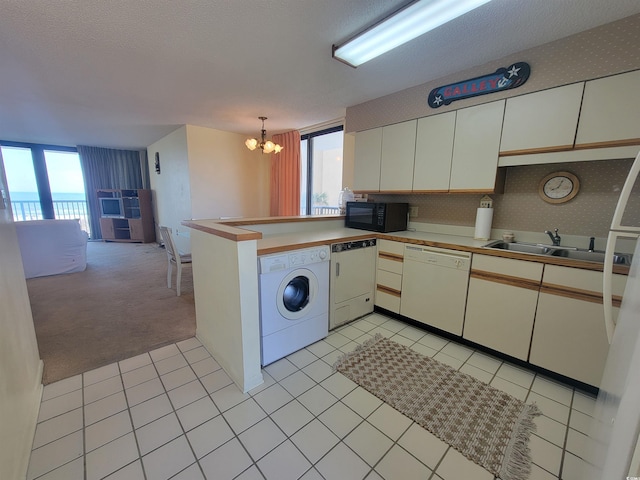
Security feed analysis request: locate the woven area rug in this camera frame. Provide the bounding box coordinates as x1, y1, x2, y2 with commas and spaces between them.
334, 334, 541, 480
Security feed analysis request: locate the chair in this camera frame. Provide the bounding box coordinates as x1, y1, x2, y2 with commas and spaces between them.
159, 226, 192, 296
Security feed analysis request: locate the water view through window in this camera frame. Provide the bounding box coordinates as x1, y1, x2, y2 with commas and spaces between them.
1, 145, 90, 236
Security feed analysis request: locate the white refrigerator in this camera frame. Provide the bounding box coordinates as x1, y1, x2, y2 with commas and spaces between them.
588, 150, 640, 479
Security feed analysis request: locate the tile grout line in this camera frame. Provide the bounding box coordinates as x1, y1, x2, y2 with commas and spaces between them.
29, 316, 596, 480
82, 372, 87, 480
155, 344, 207, 480
119, 357, 148, 480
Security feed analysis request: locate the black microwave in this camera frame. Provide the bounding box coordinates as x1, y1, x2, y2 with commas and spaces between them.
345, 202, 409, 233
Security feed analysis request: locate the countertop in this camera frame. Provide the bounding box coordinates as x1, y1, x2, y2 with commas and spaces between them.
183, 217, 629, 274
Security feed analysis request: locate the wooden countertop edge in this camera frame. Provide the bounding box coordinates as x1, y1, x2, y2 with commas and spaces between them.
181, 219, 630, 274
218, 214, 343, 227
257, 233, 376, 256
378, 234, 630, 274
181, 221, 262, 242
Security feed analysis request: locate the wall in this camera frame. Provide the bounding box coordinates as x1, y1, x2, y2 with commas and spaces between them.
346, 15, 640, 245
186, 125, 270, 221
372, 158, 640, 245
190, 228, 262, 392
346, 15, 640, 133
147, 126, 192, 253
0, 156, 43, 479
147, 125, 270, 254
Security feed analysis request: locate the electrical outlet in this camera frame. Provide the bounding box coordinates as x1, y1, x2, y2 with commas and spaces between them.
409, 206, 418, 218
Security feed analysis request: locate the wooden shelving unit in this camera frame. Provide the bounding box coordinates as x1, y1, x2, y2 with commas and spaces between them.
97, 189, 155, 243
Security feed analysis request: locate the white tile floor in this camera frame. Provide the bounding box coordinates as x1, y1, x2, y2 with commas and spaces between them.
27, 312, 598, 480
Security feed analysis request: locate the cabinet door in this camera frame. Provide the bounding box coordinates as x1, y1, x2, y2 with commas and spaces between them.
353, 128, 382, 191
128, 219, 144, 241
449, 100, 505, 192
500, 83, 584, 154
379, 120, 416, 191
530, 293, 610, 387
99, 218, 116, 240
413, 112, 456, 192
576, 70, 640, 147
463, 277, 538, 360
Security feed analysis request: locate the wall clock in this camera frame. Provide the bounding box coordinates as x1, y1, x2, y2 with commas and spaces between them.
538, 171, 580, 204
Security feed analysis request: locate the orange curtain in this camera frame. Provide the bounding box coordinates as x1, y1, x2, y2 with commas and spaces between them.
270, 130, 301, 216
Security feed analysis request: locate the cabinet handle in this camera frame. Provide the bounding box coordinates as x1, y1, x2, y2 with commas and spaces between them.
336, 262, 340, 277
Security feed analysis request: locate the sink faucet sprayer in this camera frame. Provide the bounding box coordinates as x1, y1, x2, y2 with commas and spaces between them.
544, 228, 561, 246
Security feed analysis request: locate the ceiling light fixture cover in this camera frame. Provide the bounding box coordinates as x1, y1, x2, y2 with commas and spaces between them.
333, 0, 492, 67
245, 116, 283, 154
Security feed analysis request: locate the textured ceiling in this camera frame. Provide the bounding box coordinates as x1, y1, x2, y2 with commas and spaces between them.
1, 0, 639, 149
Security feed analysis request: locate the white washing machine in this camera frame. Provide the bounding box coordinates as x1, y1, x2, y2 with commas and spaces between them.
258, 245, 330, 366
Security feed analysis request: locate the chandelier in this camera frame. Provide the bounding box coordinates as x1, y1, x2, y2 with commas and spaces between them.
245, 116, 283, 154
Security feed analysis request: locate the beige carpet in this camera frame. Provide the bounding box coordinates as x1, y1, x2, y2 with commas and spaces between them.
27, 241, 196, 384
334, 334, 541, 480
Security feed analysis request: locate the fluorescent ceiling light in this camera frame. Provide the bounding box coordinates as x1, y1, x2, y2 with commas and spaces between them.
333, 0, 492, 67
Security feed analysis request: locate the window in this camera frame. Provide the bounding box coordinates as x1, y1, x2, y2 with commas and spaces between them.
0, 141, 90, 235
300, 126, 344, 215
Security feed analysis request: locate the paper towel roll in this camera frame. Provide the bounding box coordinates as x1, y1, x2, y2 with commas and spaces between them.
474, 207, 493, 240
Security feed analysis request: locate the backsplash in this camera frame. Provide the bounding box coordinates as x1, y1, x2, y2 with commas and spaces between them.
370, 158, 640, 238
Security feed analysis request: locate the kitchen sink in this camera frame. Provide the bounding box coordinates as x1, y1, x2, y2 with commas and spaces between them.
484, 240, 632, 264
484, 241, 555, 255
550, 248, 632, 265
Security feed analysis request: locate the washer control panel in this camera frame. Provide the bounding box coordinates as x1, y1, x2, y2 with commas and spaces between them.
331, 238, 376, 253
260, 245, 330, 273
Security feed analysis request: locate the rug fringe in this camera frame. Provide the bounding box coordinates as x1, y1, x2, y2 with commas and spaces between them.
332, 333, 385, 372
499, 402, 543, 480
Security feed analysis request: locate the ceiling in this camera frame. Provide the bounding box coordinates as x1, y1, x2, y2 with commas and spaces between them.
1, 1, 639, 150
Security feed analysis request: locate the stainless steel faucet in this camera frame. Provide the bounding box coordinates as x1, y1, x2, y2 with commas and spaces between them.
544, 228, 561, 246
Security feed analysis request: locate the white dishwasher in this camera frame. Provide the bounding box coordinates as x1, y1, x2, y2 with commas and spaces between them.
400, 245, 471, 336
329, 239, 377, 330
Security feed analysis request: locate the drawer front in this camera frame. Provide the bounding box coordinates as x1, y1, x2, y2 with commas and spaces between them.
375, 288, 401, 313
543, 265, 627, 296
377, 256, 403, 275
472, 254, 543, 281
378, 239, 405, 257
377, 269, 402, 291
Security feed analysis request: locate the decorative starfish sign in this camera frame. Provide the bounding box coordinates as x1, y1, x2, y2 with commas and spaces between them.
428, 62, 530, 108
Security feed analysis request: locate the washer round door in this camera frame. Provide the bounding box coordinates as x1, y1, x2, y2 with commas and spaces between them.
276, 268, 318, 320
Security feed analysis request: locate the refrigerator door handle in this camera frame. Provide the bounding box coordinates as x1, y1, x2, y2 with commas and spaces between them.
604, 150, 640, 344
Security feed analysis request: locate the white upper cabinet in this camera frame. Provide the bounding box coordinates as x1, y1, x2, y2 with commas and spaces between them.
353, 127, 382, 191
449, 100, 505, 192
575, 69, 640, 147
413, 111, 456, 192
500, 83, 585, 154
379, 120, 417, 192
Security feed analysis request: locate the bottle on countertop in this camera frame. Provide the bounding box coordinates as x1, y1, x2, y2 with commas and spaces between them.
338, 187, 354, 215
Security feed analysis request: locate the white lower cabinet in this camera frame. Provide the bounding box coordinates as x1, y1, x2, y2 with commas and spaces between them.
462, 255, 542, 361
529, 265, 627, 387
375, 240, 404, 313
530, 293, 610, 387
